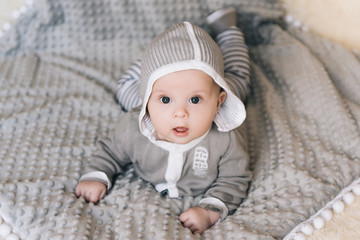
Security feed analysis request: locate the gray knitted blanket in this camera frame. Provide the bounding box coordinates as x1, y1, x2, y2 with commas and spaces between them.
1, 0, 360, 239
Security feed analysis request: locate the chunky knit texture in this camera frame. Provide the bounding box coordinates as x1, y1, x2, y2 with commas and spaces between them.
0, 0, 360, 239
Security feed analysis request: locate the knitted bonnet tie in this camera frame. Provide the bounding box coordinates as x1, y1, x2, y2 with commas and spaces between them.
139, 21, 246, 137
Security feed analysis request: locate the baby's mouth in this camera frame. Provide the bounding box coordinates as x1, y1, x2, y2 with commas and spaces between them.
173, 127, 189, 137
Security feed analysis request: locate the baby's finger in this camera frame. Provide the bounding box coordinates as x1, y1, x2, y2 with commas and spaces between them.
99, 188, 106, 200
184, 221, 195, 231
74, 185, 84, 198
179, 211, 190, 223
87, 191, 101, 203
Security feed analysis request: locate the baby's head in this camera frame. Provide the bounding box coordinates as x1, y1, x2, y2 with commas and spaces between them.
147, 69, 226, 144
139, 22, 246, 144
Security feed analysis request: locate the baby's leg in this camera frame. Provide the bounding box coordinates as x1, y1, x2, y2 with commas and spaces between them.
207, 7, 251, 102
217, 27, 251, 102
116, 59, 142, 111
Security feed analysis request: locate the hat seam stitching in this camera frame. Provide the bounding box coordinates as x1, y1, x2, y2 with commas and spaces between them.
184, 21, 201, 60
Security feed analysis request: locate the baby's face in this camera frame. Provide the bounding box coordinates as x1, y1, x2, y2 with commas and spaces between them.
147, 69, 226, 144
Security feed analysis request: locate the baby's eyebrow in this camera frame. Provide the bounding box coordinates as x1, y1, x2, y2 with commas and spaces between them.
191, 91, 208, 96
151, 88, 168, 94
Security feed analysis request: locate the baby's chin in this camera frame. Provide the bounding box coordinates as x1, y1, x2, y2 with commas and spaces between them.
162, 136, 194, 145
157, 132, 196, 145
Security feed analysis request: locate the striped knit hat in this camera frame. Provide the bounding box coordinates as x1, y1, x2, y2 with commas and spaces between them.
139, 22, 246, 138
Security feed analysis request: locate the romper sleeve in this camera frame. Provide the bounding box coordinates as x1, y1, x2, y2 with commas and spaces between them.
201, 126, 252, 219
79, 112, 134, 188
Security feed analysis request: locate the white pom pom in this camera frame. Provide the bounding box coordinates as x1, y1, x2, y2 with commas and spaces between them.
7, 233, 20, 240
11, 11, 20, 20
293, 20, 302, 28
352, 184, 360, 195
26, 0, 34, 6
285, 15, 294, 23
2, 22, 11, 31
301, 25, 309, 32
343, 192, 355, 205
333, 200, 345, 213
321, 209, 333, 222
294, 232, 307, 240
301, 223, 313, 235
313, 217, 325, 229
0, 223, 12, 237
19, 6, 28, 14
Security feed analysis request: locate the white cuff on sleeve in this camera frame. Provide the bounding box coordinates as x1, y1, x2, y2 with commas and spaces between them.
79, 171, 112, 189
199, 197, 229, 220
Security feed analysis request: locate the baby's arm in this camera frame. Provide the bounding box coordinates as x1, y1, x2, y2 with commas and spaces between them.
179, 207, 220, 234
75, 113, 134, 202
181, 129, 251, 234
75, 180, 107, 203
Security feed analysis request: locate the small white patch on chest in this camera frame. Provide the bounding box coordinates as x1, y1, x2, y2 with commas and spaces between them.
193, 146, 209, 176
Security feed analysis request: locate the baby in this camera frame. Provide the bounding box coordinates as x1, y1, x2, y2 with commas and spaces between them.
75, 7, 252, 234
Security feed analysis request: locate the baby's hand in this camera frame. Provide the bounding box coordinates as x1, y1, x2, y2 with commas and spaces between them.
179, 206, 221, 234
75, 180, 107, 203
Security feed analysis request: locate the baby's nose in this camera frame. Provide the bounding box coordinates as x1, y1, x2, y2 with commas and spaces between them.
173, 105, 188, 118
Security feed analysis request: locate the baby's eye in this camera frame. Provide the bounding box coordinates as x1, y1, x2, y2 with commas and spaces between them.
160, 96, 171, 104
190, 96, 201, 104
